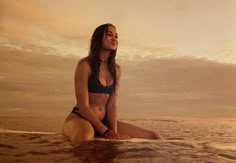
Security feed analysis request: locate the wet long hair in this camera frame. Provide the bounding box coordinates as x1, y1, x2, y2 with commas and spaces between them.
88, 23, 117, 93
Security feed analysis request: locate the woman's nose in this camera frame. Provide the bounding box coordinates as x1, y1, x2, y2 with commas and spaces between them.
112, 36, 117, 41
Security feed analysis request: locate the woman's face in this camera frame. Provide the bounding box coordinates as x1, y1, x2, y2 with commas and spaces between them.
102, 26, 118, 51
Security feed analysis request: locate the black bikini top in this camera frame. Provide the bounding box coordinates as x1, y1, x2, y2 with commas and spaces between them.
88, 75, 115, 95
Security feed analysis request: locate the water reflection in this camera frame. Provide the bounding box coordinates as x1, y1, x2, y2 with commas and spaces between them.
73, 140, 124, 162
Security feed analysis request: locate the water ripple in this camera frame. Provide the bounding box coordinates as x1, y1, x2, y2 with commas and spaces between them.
1, 120, 236, 162
0, 143, 16, 149
218, 153, 236, 160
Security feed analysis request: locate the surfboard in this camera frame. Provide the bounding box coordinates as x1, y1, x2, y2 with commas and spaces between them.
0, 128, 58, 135
0, 128, 164, 143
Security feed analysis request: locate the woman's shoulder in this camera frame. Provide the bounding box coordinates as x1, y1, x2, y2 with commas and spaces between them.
77, 57, 90, 66
76, 57, 91, 72
78, 56, 89, 64
115, 63, 121, 77
115, 63, 121, 71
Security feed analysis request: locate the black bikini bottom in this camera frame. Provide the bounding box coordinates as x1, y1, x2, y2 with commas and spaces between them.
71, 107, 83, 118
71, 107, 109, 136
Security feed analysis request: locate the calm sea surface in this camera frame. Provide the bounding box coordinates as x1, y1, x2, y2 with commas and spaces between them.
1, 118, 236, 163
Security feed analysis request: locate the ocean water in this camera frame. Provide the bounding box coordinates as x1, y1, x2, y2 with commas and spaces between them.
1, 118, 236, 163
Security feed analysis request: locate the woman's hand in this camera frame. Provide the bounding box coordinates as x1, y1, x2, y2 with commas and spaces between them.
118, 134, 130, 139
103, 129, 120, 139
103, 129, 130, 139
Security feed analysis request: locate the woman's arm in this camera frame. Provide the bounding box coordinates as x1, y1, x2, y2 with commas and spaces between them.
106, 65, 121, 133
74, 60, 108, 135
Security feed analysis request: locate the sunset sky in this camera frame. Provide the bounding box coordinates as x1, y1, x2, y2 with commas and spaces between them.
1, 0, 235, 63
0, 0, 236, 118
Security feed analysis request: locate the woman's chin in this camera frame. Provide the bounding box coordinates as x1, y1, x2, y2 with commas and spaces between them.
103, 46, 117, 52
110, 47, 117, 51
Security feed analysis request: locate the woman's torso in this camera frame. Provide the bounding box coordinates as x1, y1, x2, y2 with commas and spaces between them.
87, 93, 110, 120
75, 59, 114, 121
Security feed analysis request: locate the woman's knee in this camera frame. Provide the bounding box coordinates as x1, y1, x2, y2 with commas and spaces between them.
72, 124, 95, 142
62, 117, 95, 143
149, 131, 162, 140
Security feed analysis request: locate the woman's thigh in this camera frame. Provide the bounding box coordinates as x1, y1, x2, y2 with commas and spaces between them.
62, 113, 95, 143
117, 121, 161, 139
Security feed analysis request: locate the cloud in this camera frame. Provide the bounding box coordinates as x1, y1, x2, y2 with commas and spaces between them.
0, 75, 6, 80
1, 0, 93, 44
119, 57, 236, 118
7, 108, 24, 111
1, 0, 236, 64
1, 45, 236, 118
0, 47, 76, 116
217, 40, 236, 58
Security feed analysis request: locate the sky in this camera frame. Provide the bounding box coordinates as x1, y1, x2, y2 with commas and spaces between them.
1, 0, 235, 63
0, 0, 236, 119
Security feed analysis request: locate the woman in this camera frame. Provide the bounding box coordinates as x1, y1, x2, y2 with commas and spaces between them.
62, 23, 162, 143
